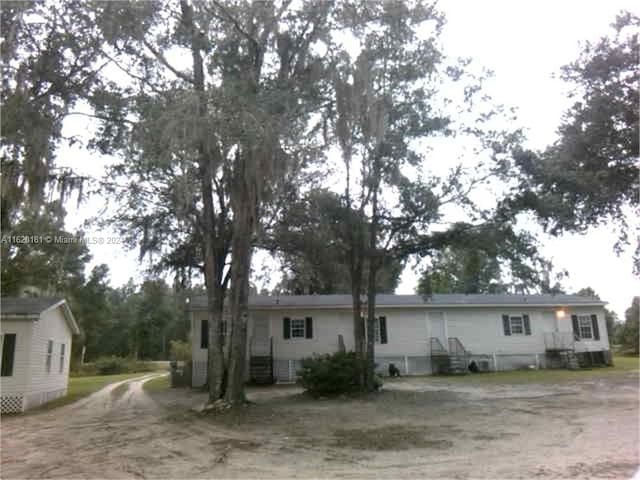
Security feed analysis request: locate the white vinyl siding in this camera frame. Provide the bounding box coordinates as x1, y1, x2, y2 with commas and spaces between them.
25, 308, 73, 408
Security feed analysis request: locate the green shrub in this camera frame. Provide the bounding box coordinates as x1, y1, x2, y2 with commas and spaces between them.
169, 340, 191, 361
80, 357, 159, 376
95, 356, 129, 375
299, 351, 369, 397
70, 362, 97, 377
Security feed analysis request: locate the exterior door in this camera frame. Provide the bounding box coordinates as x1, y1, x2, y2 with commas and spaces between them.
251, 314, 270, 356
429, 312, 447, 352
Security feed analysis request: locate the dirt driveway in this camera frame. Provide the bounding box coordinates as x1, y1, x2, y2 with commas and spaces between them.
2, 371, 638, 479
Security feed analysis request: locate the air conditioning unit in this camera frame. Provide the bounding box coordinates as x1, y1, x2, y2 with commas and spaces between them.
477, 360, 490, 372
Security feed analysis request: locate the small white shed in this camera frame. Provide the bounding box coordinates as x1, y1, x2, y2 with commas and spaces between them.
1, 297, 79, 413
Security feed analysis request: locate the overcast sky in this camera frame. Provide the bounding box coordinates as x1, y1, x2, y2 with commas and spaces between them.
60, 0, 639, 319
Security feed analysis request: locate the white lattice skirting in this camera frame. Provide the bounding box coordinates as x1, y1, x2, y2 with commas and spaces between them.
1, 395, 25, 413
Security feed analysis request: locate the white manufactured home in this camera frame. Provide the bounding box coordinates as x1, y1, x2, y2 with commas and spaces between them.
0, 297, 79, 413
189, 294, 611, 386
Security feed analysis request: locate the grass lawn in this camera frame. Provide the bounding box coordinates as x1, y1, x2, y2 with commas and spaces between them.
396, 354, 639, 385
142, 374, 170, 393
31, 372, 148, 413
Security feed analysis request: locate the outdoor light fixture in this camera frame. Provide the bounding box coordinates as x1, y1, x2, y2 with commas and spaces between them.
556, 308, 565, 319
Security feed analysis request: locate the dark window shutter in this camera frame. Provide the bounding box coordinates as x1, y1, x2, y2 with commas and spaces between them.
283, 317, 291, 339
591, 314, 600, 340
379, 316, 388, 344
502, 315, 511, 336
201, 320, 209, 349
1, 334, 16, 376
571, 315, 580, 340
305, 317, 313, 339
523, 314, 531, 335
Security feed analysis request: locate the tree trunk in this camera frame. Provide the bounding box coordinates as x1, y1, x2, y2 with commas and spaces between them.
349, 218, 366, 388
365, 154, 381, 391
180, 0, 226, 402
225, 152, 255, 405
365, 261, 379, 390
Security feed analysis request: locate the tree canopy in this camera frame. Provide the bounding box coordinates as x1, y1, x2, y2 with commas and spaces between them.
507, 12, 639, 269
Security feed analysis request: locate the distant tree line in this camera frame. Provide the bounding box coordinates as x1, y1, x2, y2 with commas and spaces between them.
1, 205, 188, 362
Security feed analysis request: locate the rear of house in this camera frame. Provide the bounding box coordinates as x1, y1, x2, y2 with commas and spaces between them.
1, 298, 79, 413
189, 294, 610, 386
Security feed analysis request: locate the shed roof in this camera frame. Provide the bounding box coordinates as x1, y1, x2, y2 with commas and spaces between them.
188, 293, 606, 310
1, 297, 80, 334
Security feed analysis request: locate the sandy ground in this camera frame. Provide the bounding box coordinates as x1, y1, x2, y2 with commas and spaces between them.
1, 371, 638, 479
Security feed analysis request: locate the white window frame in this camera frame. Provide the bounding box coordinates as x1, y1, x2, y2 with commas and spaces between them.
46, 340, 53, 373
290, 319, 305, 338
509, 316, 524, 335
577, 315, 593, 339
59, 343, 66, 373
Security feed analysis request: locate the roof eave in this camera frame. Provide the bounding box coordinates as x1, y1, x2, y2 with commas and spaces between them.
189, 302, 607, 311
40, 300, 80, 334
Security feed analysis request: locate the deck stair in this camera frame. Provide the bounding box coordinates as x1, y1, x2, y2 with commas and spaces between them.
544, 332, 581, 370
564, 351, 580, 370
249, 336, 274, 384
447, 337, 469, 374
429, 337, 469, 375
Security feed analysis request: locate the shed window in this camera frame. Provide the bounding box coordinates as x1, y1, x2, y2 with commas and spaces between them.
60, 343, 66, 373
578, 315, 592, 339
46, 340, 53, 373
1, 334, 16, 377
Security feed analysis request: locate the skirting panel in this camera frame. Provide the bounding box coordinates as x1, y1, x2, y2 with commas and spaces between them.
1, 395, 25, 413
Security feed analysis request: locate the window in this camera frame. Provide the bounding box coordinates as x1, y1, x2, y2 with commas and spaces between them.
60, 343, 66, 373
46, 340, 53, 373
368, 316, 388, 344
291, 319, 306, 338
201, 319, 227, 349
510, 316, 524, 335
578, 315, 593, 339
502, 314, 531, 336
283, 317, 313, 339
201, 319, 209, 349
1, 334, 16, 377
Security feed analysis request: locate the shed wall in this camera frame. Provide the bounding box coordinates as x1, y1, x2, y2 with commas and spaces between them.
0, 319, 34, 412
25, 308, 73, 409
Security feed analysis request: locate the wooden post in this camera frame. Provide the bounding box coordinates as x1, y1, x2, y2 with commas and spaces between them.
404, 356, 409, 375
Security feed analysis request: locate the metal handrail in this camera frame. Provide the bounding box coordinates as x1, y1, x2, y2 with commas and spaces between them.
448, 337, 467, 355
430, 337, 448, 355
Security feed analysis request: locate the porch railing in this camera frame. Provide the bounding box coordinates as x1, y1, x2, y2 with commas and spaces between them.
544, 332, 575, 351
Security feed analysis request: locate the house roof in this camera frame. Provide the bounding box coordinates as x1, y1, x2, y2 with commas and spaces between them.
188, 293, 606, 310
1, 297, 80, 334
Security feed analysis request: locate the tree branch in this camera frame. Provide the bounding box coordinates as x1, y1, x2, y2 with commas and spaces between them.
142, 38, 195, 84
